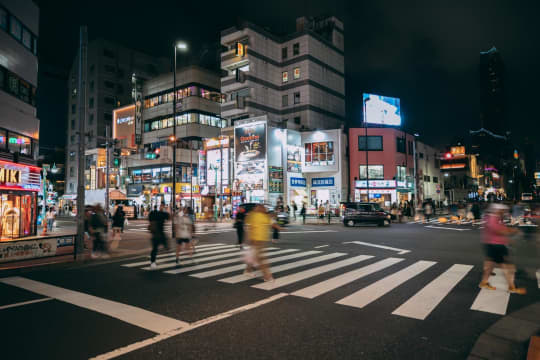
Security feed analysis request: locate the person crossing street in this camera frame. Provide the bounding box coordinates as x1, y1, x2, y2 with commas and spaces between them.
148, 205, 170, 269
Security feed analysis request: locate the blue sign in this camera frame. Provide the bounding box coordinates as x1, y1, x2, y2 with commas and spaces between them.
311, 177, 335, 187
290, 177, 306, 187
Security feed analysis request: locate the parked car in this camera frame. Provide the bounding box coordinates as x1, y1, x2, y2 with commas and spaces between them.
276, 211, 289, 226
341, 202, 391, 227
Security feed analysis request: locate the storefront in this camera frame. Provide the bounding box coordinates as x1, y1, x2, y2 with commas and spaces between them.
288, 177, 307, 208
0, 161, 41, 241
354, 180, 397, 207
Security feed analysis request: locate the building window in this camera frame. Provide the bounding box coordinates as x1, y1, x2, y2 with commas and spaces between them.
0, 66, 5, 90
88, 97, 94, 109
282, 71, 288, 83
294, 116, 301, 125
69, 151, 76, 161
104, 64, 115, 73
22, 28, 32, 49
71, 104, 76, 114
305, 142, 335, 166
0, 7, 7, 30
282, 94, 288, 107
433, 176, 438, 183
88, 113, 94, 125
70, 135, 75, 143
9, 15, 22, 40
293, 43, 300, 56
396, 166, 406, 181
293, 92, 300, 104
358, 136, 383, 151
293, 67, 300, 80
282, 47, 288, 60
7, 132, 32, 156
359, 165, 384, 180
89, 80, 94, 92
8, 73, 19, 95
419, 152, 424, 159
396, 137, 406, 153
69, 182, 74, 192
408, 140, 414, 155
104, 80, 114, 89
71, 119, 75, 128
70, 167, 74, 177
424, 175, 431, 182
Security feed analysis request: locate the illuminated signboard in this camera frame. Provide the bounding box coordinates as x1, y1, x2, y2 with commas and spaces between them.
0, 161, 41, 191
450, 146, 465, 156
355, 180, 396, 188
235, 42, 244, 57
363, 93, 402, 126
113, 104, 136, 149
534, 172, 540, 180
441, 163, 466, 170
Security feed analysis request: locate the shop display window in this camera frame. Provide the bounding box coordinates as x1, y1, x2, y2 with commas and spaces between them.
0, 192, 36, 240
7, 133, 32, 156
304, 141, 334, 166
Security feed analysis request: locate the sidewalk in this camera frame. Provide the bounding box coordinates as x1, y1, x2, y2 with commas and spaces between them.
468, 302, 540, 359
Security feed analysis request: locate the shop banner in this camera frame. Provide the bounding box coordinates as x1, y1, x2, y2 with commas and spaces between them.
287, 145, 302, 173
355, 180, 396, 188
0, 238, 57, 263
290, 177, 306, 187
269, 167, 283, 193
312, 177, 334, 187
235, 123, 266, 163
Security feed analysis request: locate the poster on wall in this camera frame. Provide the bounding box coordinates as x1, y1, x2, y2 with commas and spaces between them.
235, 161, 265, 190
207, 148, 229, 186
198, 150, 206, 185
287, 145, 302, 173
235, 123, 266, 163
269, 166, 283, 193
0, 238, 57, 263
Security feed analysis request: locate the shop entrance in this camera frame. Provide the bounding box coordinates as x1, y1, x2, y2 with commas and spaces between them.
1, 192, 37, 240
289, 188, 307, 207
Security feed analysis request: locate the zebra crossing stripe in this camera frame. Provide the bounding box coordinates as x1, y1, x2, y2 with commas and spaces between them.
163, 248, 289, 275
122, 247, 240, 268
187, 243, 224, 248
470, 269, 509, 315
254, 255, 373, 291
336, 260, 436, 309
200, 251, 322, 280
220, 253, 348, 284
392, 264, 473, 320
292, 257, 404, 299
156, 245, 234, 258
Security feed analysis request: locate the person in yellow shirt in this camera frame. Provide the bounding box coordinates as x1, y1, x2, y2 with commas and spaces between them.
245, 204, 273, 282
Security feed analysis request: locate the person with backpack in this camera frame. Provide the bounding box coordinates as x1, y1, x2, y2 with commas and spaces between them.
175, 208, 194, 265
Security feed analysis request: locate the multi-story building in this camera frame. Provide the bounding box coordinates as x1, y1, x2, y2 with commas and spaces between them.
440, 145, 483, 202
415, 141, 444, 204
220, 16, 345, 130
121, 66, 225, 211
479, 46, 505, 136
0, 0, 42, 240
65, 38, 168, 196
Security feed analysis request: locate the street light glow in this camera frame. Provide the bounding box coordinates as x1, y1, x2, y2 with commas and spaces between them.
176, 42, 187, 50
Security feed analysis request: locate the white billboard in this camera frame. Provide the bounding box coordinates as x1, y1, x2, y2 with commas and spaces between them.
363, 93, 402, 126
207, 148, 229, 186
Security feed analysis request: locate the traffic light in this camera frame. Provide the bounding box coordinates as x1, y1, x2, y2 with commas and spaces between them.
113, 148, 121, 157
113, 158, 120, 167
145, 147, 160, 159
513, 149, 519, 160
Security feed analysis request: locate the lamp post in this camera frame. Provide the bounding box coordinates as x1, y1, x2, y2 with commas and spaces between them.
363, 97, 370, 202
172, 41, 187, 237
413, 133, 420, 214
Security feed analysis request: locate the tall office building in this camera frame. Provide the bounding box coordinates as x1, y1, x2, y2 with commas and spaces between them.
65, 39, 168, 194
479, 46, 505, 136
0, 0, 39, 164
220, 16, 345, 130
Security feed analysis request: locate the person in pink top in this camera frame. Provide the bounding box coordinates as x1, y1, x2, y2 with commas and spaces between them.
479, 203, 526, 294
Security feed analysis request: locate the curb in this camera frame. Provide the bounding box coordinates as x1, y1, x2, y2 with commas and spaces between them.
468, 302, 540, 359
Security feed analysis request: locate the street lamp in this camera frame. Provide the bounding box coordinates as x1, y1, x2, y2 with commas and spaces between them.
172, 40, 188, 236
413, 133, 419, 212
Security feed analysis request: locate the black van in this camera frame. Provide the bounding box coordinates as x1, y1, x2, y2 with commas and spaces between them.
341, 202, 391, 227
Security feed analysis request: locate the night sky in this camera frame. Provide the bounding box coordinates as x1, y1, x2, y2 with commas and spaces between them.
35, 0, 540, 152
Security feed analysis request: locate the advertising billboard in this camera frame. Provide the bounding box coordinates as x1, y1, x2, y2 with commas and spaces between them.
363, 93, 401, 126
207, 148, 229, 186
287, 145, 302, 173
198, 151, 206, 185
235, 123, 266, 162
113, 104, 136, 149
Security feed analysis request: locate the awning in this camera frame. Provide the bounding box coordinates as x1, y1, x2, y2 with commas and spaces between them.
109, 189, 127, 200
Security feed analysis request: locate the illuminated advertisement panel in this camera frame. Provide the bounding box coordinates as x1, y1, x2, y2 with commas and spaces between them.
363, 93, 401, 126
235, 123, 266, 162
207, 148, 229, 186
113, 104, 136, 149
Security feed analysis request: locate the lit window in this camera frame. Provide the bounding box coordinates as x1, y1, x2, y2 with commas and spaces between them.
359, 165, 384, 180
305, 142, 335, 166
293, 67, 300, 79
282, 71, 288, 83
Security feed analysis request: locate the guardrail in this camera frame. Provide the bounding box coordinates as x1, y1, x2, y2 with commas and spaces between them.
0, 233, 77, 264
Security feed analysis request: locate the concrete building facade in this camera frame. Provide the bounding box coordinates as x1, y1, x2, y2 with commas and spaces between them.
220, 16, 345, 131
415, 141, 444, 204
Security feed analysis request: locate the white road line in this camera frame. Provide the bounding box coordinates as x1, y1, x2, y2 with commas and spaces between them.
141, 250, 246, 271
156, 244, 234, 258
89, 293, 288, 360
122, 247, 240, 268
537, 270, 540, 289
254, 255, 373, 291
280, 230, 337, 234
198, 250, 321, 280
424, 225, 471, 231
0, 297, 53, 310
392, 264, 473, 320
184, 243, 224, 248
163, 248, 285, 274
336, 260, 436, 309
314, 245, 329, 249
343, 241, 410, 255
470, 269, 510, 315
219, 252, 347, 284
0, 277, 188, 334
292, 258, 404, 299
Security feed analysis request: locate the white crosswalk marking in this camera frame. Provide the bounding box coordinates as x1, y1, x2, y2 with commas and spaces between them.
219, 253, 347, 284
156, 244, 234, 258
163, 248, 289, 275
470, 269, 509, 315
292, 258, 404, 299
198, 251, 322, 280
141, 250, 253, 271
336, 260, 436, 309
122, 247, 241, 268
254, 255, 373, 290
392, 264, 473, 320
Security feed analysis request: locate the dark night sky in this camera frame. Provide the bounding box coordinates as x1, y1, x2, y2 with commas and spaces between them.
35, 0, 540, 151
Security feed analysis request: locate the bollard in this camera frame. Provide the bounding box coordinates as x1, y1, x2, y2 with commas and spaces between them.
42, 219, 47, 235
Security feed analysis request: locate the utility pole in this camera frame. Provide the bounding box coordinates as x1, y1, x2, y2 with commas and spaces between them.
363, 99, 370, 203
105, 125, 110, 218
220, 138, 223, 221
75, 26, 87, 259
190, 140, 193, 211
171, 45, 177, 238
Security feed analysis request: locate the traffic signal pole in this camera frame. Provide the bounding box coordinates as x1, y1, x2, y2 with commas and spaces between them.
105, 125, 110, 218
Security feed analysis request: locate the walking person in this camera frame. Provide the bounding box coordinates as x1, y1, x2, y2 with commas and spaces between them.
148, 205, 170, 269
472, 201, 481, 226
175, 208, 194, 265
271, 211, 283, 243
318, 203, 325, 224
244, 204, 273, 282
423, 201, 433, 223
111, 206, 125, 249
478, 203, 526, 294
90, 204, 109, 258
235, 207, 246, 248
292, 201, 298, 221
46, 207, 56, 232
300, 202, 306, 225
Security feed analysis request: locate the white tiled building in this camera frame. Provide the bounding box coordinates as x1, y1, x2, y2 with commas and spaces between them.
415, 141, 444, 204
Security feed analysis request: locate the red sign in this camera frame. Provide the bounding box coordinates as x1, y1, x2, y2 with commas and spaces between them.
0, 160, 41, 191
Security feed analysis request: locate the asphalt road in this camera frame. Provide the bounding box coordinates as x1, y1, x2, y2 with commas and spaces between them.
1, 220, 539, 360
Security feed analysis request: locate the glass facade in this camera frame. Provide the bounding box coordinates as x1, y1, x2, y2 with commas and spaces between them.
304, 142, 335, 166
0, 192, 37, 240
143, 111, 226, 132
0, 64, 37, 106
144, 85, 224, 109
0, 128, 33, 157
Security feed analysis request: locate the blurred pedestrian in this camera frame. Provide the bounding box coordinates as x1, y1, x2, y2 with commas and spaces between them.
271, 212, 283, 243
300, 202, 306, 225
472, 201, 481, 225
148, 205, 170, 269
175, 208, 194, 265
423, 201, 433, 223
244, 204, 273, 282
479, 203, 526, 294
235, 207, 246, 248
292, 201, 298, 220
511, 201, 523, 225
46, 207, 56, 232
318, 203, 325, 224
90, 204, 108, 258
111, 206, 125, 249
